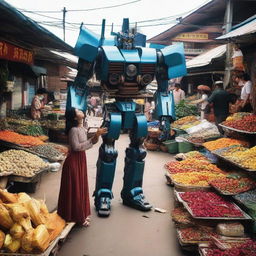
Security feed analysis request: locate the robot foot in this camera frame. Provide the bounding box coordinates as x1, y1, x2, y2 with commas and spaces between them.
122, 188, 152, 212
95, 189, 112, 217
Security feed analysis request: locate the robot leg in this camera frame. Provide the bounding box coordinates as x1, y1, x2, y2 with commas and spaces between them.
121, 114, 152, 211
94, 112, 121, 217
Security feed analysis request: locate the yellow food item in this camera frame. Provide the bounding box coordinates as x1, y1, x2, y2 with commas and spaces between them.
32, 224, 50, 252
0, 230, 5, 249
26, 199, 47, 226
19, 217, 33, 232
0, 189, 18, 203
0, 204, 14, 229
17, 193, 31, 204
10, 223, 25, 239
7, 238, 21, 253
6, 203, 29, 222
21, 229, 34, 253
3, 234, 12, 248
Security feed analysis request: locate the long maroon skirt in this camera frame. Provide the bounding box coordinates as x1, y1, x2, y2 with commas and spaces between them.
57, 150, 90, 224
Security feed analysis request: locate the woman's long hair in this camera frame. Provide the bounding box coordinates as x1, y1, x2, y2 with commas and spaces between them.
65, 108, 78, 135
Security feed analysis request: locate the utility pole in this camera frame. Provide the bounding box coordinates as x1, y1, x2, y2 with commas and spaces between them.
62, 7, 67, 42
223, 0, 233, 88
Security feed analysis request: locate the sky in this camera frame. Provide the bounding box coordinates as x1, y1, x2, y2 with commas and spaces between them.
6, 0, 210, 47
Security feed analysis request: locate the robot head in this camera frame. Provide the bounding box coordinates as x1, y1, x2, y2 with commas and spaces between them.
117, 31, 135, 50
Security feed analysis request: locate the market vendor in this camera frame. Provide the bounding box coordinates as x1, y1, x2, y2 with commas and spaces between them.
190, 85, 211, 120
31, 88, 48, 120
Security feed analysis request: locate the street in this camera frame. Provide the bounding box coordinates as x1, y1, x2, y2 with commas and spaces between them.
33, 124, 185, 256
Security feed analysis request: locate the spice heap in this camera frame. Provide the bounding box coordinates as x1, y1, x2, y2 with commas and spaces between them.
0, 131, 44, 147
0, 150, 48, 177
203, 138, 248, 151
225, 112, 251, 121
218, 146, 256, 170
178, 226, 215, 242
172, 171, 226, 187
180, 191, 244, 218
172, 116, 198, 129
0, 189, 66, 253
210, 175, 256, 195
234, 189, 256, 205
165, 158, 222, 174
223, 114, 256, 133
29, 144, 64, 161
205, 240, 256, 256
171, 207, 194, 226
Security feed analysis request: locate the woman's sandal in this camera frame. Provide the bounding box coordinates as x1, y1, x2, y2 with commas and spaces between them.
82, 217, 90, 227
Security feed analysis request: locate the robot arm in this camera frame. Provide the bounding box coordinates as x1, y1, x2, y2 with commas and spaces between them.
154, 44, 187, 140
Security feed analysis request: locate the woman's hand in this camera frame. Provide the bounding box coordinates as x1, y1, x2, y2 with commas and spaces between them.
96, 128, 108, 137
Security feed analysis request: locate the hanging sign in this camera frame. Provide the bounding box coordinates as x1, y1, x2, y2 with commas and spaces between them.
0, 41, 34, 65
174, 33, 209, 40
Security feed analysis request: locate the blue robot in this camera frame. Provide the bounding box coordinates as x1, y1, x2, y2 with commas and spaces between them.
67, 18, 186, 217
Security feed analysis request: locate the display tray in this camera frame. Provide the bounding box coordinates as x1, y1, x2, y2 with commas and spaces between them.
8, 167, 49, 183
0, 171, 13, 177
173, 180, 211, 192
176, 229, 211, 246
219, 123, 256, 135
0, 139, 24, 149
0, 222, 75, 256
175, 192, 252, 220
212, 151, 256, 172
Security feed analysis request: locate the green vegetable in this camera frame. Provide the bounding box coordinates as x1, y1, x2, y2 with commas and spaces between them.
175, 100, 199, 119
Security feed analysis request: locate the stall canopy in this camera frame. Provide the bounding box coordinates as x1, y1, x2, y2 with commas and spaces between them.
0, 1, 73, 53
186, 45, 226, 69
217, 16, 256, 41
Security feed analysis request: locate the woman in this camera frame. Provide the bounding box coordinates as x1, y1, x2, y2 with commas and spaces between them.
191, 87, 211, 120
57, 107, 107, 226
31, 88, 47, 120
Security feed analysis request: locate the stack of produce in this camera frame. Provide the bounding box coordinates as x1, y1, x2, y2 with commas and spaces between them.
41, 120, 65, 130
0, 189, 66, 253
217, 146, 256, 170
180, 191, 244, 218
203, 138, 248, 151
0, 150, 48, 177
175, 100, 199, 119
225, 112, 251, 122
222, 114, 256, 133
0, 131, 44, 147
210, 174, 256, 195
15, 125, 45, 137
204, 240, 256, 256
29, 144, 64, 162
234, 189, 256, 216
47, 143, 68, 156
172, 116, 199, 129
171, 207, 194, 226
172, 171, 226, 187
174, 151, 209, 161
178, 226, 215, 243
165, 158, 222, 175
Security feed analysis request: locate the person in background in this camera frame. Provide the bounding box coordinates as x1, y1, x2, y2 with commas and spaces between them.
144, 99, 152, 122
191, 87, 211, 120
57, 108, 107, 226
31, 88, 47, 120
172, 83, 185, 104
207, 81, 232, 134
240, 73, 253, 112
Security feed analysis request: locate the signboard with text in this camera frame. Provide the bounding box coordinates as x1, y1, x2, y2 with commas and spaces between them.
174, 33, 209, 40
0, 41, 34, 65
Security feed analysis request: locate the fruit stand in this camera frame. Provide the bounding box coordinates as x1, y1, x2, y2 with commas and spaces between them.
165, 112, 256, 255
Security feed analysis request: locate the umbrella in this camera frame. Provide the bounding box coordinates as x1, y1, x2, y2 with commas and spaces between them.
197, 85, 211, 91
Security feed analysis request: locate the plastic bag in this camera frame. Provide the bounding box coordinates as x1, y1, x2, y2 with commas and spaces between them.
216, 222, 244, 237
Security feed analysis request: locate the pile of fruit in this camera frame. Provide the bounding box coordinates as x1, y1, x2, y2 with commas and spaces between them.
0, 189, 66, 253
203, 138, 248, 151
165, 158, 222, 174
172, 116, 198, 129
205, 240, 256, 256
174, 151, 208, 161
223, 114, 256, 133
0, 150, 48, 177
0, 131, 44, 147
172, 171, 226, 187
171, 207, 194, 226
180, 191, 244, 218
178, 226, 215, 242
210, 175, 256, 195
219, 146, 256, 170
225, 112, 251, 122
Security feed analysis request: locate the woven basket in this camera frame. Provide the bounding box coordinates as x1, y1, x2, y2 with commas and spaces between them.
144, 141, 159, 151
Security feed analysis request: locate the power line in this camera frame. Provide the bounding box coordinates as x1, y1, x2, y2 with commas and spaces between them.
18, 0, 142, 13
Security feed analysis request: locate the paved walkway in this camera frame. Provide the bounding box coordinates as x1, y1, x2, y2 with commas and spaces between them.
33, 119, 186, 256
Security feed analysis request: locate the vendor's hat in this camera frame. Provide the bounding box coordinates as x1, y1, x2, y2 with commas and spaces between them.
214, 81, 223, 85
197, 85, 211, 91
